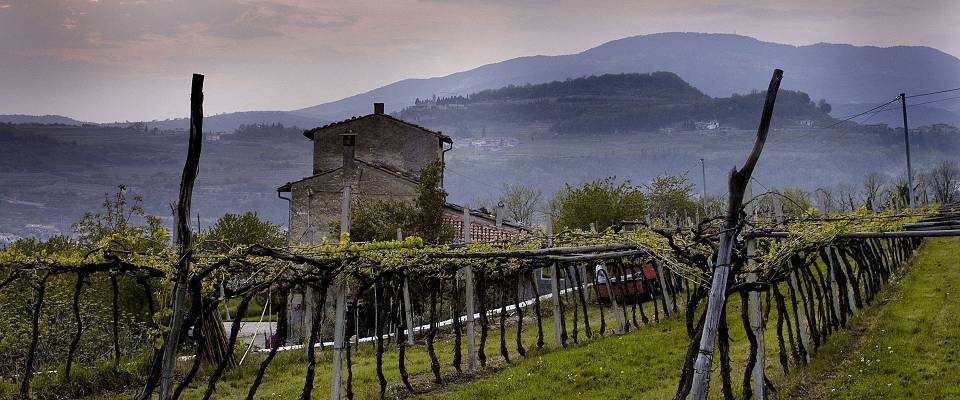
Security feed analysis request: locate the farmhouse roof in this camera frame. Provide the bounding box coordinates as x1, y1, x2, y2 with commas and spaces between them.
302, 108, 452, 144
277, 159, 420, 192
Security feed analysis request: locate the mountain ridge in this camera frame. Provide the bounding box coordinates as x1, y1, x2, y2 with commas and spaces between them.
295, 32, 960, 123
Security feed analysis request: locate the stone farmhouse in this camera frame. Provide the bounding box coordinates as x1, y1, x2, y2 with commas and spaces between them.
277, 103, 522, 342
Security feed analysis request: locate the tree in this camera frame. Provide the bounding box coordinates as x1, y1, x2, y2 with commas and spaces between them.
205, 212, 286, 248
345, 198, 417, 242
644, 173, 698, 220
330, 159, 452, 243
73, 185, 168, 252
498, 183, 543, 227
555, 177, 646, 230
928, 160, 960, 204
413, 159, 452, 243
817, 98, 832, 114
862, 173, 886, 211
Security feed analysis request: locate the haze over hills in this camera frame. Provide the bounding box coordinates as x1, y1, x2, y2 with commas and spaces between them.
295, 32, 960, 125
3, 71, 959, 241
0, 111, 327, 133
398, 72, 834, 137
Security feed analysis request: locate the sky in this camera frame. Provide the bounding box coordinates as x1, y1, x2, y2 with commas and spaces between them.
1, 0, 958, 122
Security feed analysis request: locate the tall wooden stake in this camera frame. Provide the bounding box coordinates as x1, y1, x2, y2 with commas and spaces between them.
689, 69, 782, 400
331, 131, 356, 400
399, 229, 415, 345
159, 73, 204, 400
461, 206, 478, 372
745, 182, 765, 400
551, 262, 564, 344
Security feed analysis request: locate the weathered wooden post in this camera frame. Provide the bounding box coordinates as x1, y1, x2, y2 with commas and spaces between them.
787, 261, 811, 364
331, 130, 356, 400
745, 182, 765, 400
398, 229, 415, 345
159, 73, 204, 400
825, 247, 842, 320
654, 261, 673, 318
461, 206, 478, 371
832, 247, 858, 314
689, 69, 782, 400
550, 262, 564, 344
599, 264, 624, 334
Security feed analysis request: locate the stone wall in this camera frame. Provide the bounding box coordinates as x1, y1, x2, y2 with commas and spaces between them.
312, 115, 443, 175
288, 165, 418, 244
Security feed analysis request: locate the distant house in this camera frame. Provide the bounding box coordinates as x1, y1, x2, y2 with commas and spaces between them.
278, 103, 453, 243
695, 120, 720, 130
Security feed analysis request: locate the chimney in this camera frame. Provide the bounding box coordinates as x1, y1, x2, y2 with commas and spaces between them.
340, 129, 357, 177
374, 102, 385, 115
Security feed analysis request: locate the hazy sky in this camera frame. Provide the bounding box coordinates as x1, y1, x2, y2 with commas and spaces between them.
1, 0, 958, 122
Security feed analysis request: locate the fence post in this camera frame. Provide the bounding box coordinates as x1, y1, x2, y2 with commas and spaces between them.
825, 248, 842, 319
654, 261, 672, 317
599, 265, 624, 334
330, 278, 347, 400
551, 262, 564, 344
746, 238, 765, 400
833, 246, 858, 314
398, 229, 415, 345
461, 206, 477, 371
788, 264, 811, 364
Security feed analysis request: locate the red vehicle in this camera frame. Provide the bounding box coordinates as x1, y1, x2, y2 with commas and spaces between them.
594, 262, 658, 303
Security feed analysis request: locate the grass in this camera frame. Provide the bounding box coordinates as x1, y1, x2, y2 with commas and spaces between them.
775, 237, 960, 399
24, 237, 959, 399
420, 238, 960, 400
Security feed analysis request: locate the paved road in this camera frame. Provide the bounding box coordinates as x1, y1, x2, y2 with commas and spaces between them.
222, 321, 276, 349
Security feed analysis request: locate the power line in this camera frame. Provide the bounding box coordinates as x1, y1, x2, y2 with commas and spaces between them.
822, 97, 901, 129
908, 94, 960, 108
906, 87, 960, 99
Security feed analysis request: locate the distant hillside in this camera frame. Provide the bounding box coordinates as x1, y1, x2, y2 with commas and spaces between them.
0, 114, 88, 125
295, 32, 960, 124
398, 72, 834, 136
141, 111, 327, 133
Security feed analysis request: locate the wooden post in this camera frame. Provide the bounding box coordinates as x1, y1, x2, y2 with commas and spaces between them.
825, 248, 842, 319
746, 251, 765, 397
654, 261, 672, 317
599, 264, 624, 334
550, 262, 564, 344
398, 229, 415, 345
788, 262, 811, 364
331, 131, 356, 400
461, 206, 477, 371
330, 280, 347, 400
833, 247, 858, 314
159, 74, 204, 400
690, 69, 782, 400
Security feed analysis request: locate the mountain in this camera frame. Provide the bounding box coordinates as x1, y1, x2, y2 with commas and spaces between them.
2, 111, 326, 134
295, 32, 960, 124
139, 111, 327, 133
398, 72, 834, 137
0, 114, 89, 125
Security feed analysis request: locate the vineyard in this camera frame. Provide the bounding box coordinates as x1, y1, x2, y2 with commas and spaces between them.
2, 70, 959, 400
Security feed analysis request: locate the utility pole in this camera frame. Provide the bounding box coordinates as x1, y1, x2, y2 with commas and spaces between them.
899, 93, 915, 210
700, 158, 708, 213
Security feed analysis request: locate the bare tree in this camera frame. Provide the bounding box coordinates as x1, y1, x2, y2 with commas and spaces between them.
929, 160, 960, 204
862, 173, 885, 211
498, 183, 544, 227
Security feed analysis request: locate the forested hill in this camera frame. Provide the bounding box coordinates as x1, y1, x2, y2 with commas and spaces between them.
398, 72, 835, 136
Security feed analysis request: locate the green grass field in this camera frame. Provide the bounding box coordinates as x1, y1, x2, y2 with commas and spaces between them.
19, 237, 957, 399
425, 238, 960, 400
